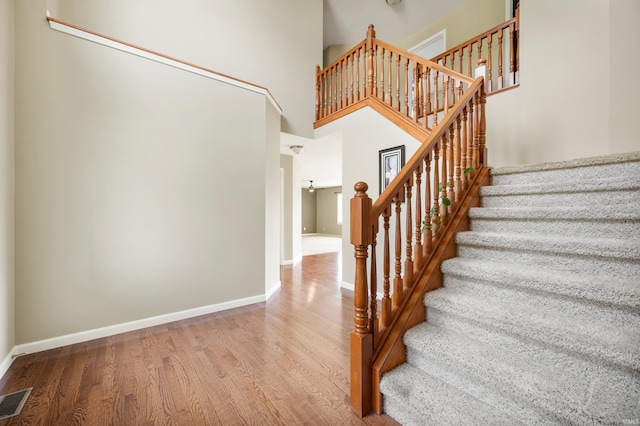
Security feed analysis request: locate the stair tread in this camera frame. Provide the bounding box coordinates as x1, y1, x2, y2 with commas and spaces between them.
481, 174, 640, 196
441, 257, 640, 308
456, 231, 640, 260
468, 205, 640, 220
424, 285, 640, 370
490, 151, 640, 176
380, 363, 524, 426
403, 323, 640, 424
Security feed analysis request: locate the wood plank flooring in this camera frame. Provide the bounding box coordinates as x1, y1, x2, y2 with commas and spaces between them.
0, 252, 399, 425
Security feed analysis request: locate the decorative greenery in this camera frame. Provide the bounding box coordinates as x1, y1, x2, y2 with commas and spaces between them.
420, 169, 473, 232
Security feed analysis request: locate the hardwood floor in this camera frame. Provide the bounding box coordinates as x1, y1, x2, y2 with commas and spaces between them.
0, 252, 399, 425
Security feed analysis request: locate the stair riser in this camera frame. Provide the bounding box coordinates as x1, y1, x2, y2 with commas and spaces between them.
457, 244, 640, 281
481, 190, 640, 208
491, 161, 640, 186
469, 218, 640, 239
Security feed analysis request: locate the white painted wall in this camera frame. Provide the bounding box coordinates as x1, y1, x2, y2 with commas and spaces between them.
15, 1, 280, 344
0, 0, 16, 368
51, 0, 323, 139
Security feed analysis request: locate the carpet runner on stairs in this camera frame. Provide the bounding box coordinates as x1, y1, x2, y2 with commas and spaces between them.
379, 151, 640, 425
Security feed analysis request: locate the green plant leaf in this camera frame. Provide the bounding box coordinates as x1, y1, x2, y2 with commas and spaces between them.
464, 167, 474, 175
438, 183, 443, 192
442, 197, 451, 206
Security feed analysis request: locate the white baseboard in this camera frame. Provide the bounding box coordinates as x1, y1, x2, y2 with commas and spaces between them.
266, 280, 281, 300
12, 294, 266, 357
281, 255, 302, 266
340, 281, 383, 300
0, 349, 15, 381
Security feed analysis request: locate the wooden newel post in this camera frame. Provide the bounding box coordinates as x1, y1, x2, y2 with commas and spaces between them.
350, 181, 373, 417
366, 25, 376, 97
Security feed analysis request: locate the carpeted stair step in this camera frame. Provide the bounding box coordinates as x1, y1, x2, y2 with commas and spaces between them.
480, 174, 640, 208
402, 323, 640, 425
468, 205, 640, 239
441, 257, 640, 310
490, 152, 640, 186
379, 363, 523, 426
456, 231, 640, 281
423, 284, 640, 371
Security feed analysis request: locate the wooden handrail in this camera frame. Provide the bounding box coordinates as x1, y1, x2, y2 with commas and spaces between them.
431, 5, 519, 93
46, 16, 283, 112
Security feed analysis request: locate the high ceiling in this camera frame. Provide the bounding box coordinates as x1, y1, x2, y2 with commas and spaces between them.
323, 0, 465, 49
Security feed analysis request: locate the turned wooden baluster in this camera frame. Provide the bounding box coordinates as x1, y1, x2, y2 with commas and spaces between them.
477, 37, 483, 71
413, 64, 421, 123
315, 66, 321, 121
414, 163, 424, 268
380, 47, 385, 103
472, 94, 479, 168
423, 154, 432, 255
395, 55, 401, 111
497, 28, 504, 90
355, 48, 361, 102
387, 51, 393, 107
403, 57, 410, 117
432, 70, 439, 127
338, 60, 344, 110
479, 90, 487, 165
443, 75, 449, 115
432, 144, 441, 237
461, 106, 469, 189
424, 67, 431, 129
487, 34, 493, 93
392, 195, 403, 307
458, 48, 464, 75
448, 123, 456, 204
350, 182, 373, 416
467, 43, 473, 80
381, 209, 391, 327
467, 98, 475, 172
441, 132, 449, 221
404, 177, 414, 287
369, 222, 378, 339
509, 21, 516, 85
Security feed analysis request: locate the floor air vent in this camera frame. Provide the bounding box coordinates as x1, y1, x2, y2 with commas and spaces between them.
0, 388, 32, 420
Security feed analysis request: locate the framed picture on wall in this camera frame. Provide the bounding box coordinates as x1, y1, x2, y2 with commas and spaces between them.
379, 145, 405, 196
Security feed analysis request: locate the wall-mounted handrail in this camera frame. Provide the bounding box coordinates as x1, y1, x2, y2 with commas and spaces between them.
46, 16, 282, 113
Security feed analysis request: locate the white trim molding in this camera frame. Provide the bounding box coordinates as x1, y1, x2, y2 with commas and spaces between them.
266, 280, 282, 300
46, 14, 282, 113
0, 350, 15, 381
12, 294, 267, 358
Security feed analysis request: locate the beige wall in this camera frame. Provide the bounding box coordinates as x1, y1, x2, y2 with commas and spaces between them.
52, 0, 323, 139
315, 186, 342, 236
609, 0, 640, 154
0, 0, 16, 363
302, 189, 317, 234
15, 1, 278, 343
486, 0, 640, 167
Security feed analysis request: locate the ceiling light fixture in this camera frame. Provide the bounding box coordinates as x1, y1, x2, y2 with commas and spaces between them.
386, 0, 401, 5
290, 145, 305, 155
308, 180, 315, 193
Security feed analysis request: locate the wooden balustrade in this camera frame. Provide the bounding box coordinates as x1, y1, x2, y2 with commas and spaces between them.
432, 5, 519, 94
315, 25, 476, 129
349, 76, 487, 416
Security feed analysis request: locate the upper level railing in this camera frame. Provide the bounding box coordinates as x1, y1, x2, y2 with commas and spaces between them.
432, 5, 519, 94
315, 26, 476, 132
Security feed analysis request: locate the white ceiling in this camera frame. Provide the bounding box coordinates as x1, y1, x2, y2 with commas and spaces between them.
281, 0, 467, 190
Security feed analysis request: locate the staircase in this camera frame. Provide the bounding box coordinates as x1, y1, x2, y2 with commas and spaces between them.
380, 151, 640, 425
